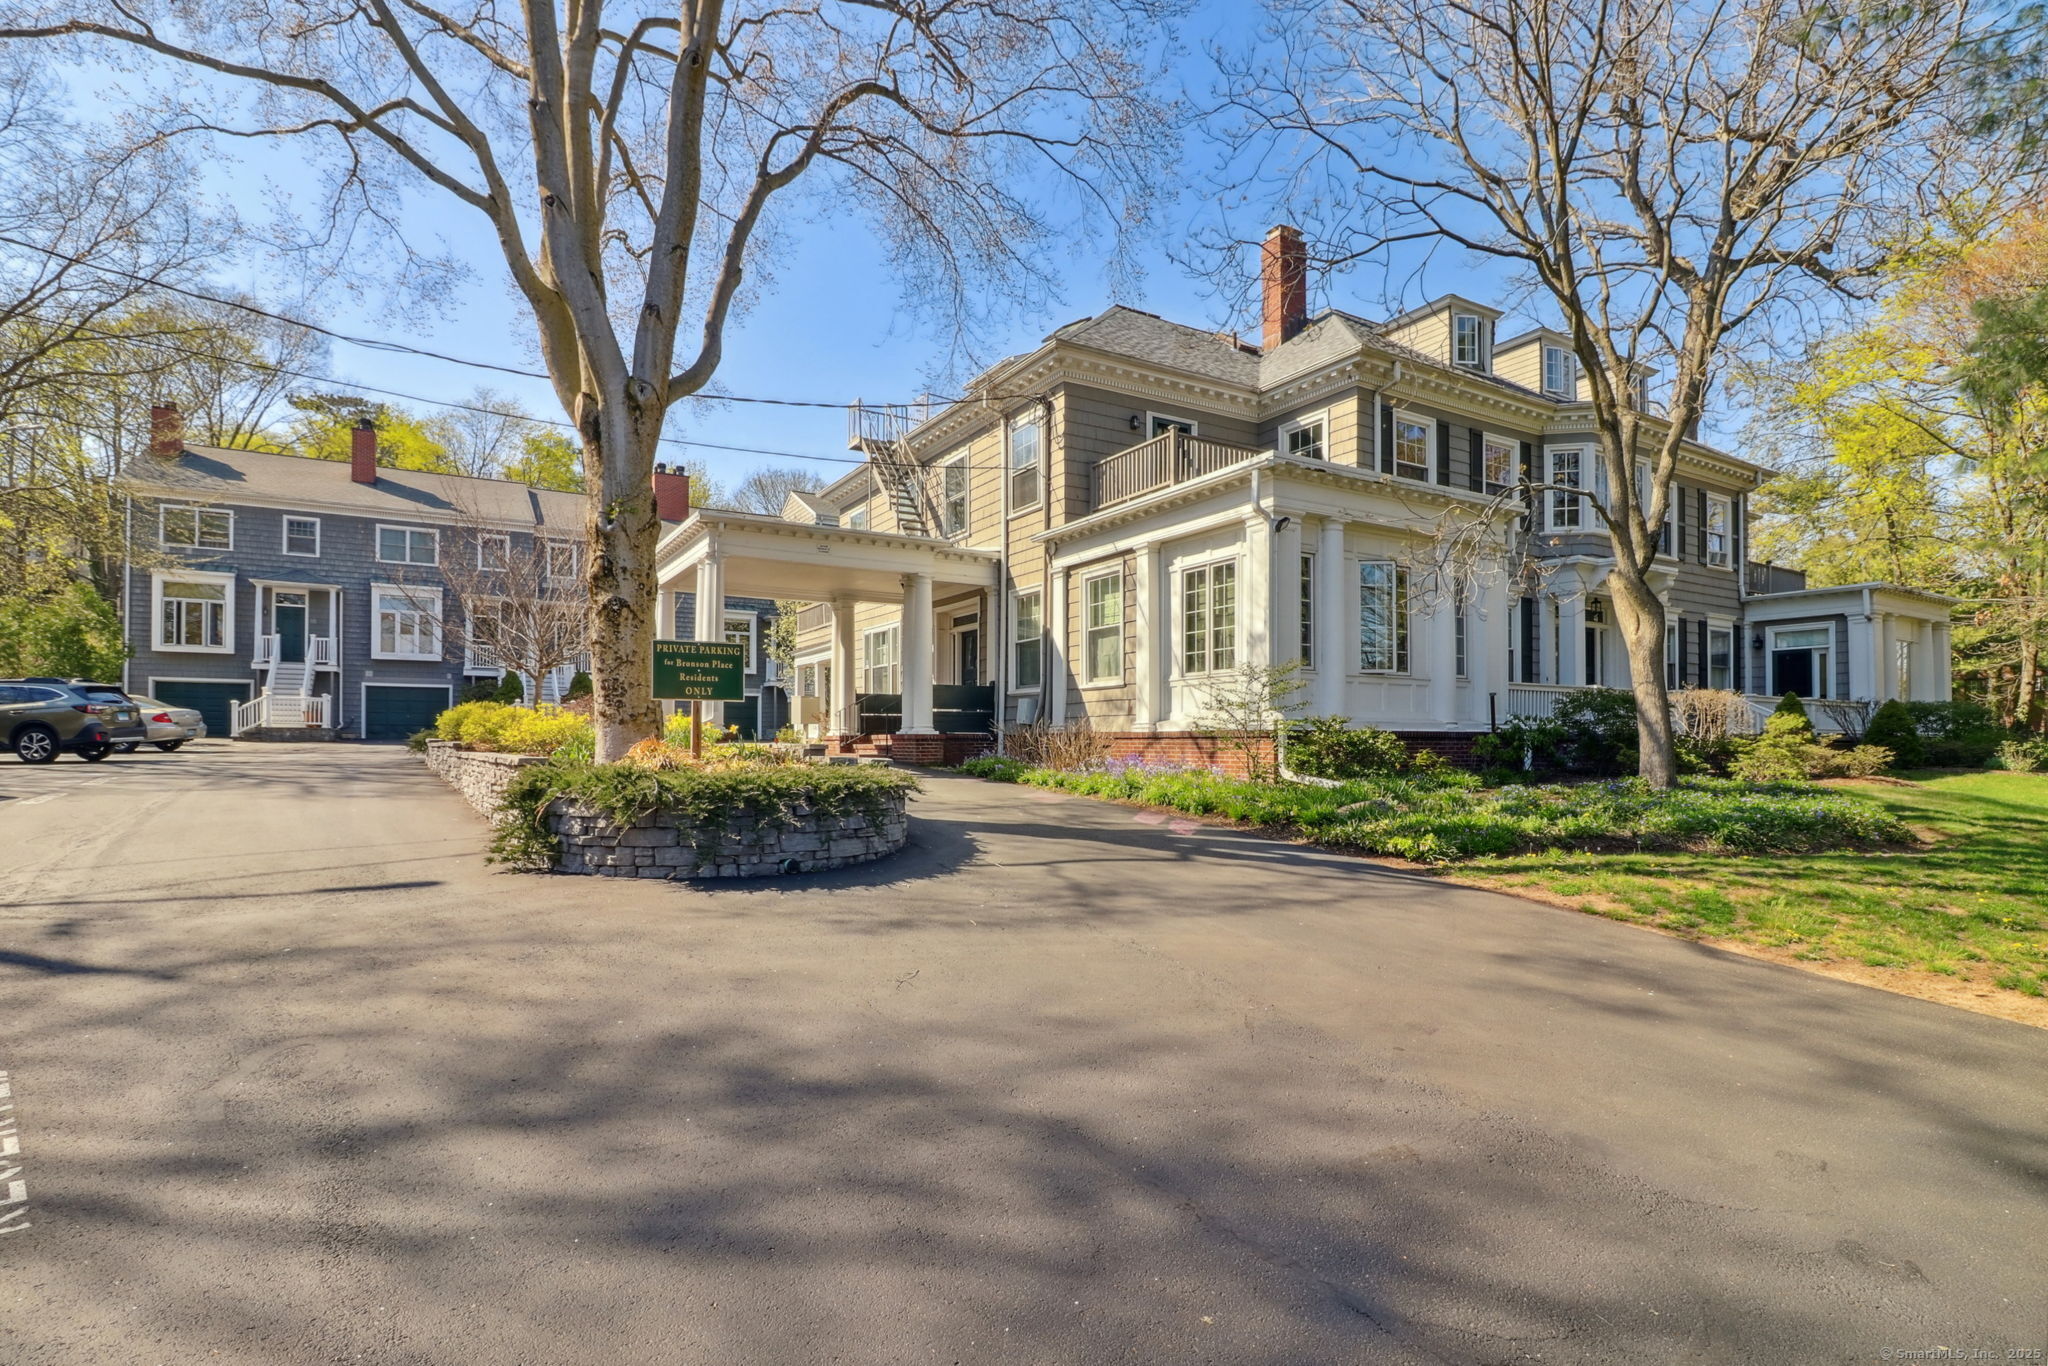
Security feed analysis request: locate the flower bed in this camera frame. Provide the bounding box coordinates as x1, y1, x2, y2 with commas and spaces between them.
956, 758, 1910, 864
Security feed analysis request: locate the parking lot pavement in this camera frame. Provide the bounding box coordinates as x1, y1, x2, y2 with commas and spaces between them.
1, 742, 2044, 1365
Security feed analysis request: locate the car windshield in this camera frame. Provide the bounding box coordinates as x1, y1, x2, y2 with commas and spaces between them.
77, 686, 127, 701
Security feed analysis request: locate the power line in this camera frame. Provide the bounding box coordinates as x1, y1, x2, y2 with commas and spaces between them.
0, 231, 1040, 413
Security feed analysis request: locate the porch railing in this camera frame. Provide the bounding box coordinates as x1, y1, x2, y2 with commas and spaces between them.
794, 602, 833, 634
251, 634, 336, 669
1094, 430, 1263, 510
851, 684, 994, 736
231, 692, 332, 735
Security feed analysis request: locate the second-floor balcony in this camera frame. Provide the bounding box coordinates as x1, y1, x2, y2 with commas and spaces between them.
251, 633, 336, 669
1094, 430, 1263, 511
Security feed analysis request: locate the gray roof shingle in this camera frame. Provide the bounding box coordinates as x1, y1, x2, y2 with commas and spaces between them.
1049, 306, 1261, 388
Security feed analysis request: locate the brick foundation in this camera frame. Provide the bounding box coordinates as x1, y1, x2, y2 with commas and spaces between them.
1087, 730, 1488, 776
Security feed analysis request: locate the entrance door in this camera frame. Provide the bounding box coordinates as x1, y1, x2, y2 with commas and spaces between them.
957, 628, 980, 686
273, 591, 308, 664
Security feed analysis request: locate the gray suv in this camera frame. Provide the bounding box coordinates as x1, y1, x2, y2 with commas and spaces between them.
0, 679, 136, 763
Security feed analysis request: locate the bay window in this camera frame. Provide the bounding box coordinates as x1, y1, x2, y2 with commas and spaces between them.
1546, 448, 1585, 531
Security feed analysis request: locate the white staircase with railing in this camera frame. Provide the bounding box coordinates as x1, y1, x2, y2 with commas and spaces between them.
235, 634, 336, 735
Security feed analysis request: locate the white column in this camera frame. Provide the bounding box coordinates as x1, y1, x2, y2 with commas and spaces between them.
831, 595, 858, 736
1930, 622, 1954, 701
1875, 611, 1897, 702
1848, 613, 1877, 702
1556, 581, 1586, 688
1428, 582, 1462, 723
693, 553, 726, 728
1245, 512, 1275, 671
1043, 565, 1069, 725
1314, 518, 1348, 717
1534, 593, 1555, 685
901, 572, 935, 732
1132, 541, 1163, 729
1274, 515, 1304, 675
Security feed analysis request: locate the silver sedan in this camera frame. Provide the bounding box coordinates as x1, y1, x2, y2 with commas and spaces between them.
129, 697, 207, 751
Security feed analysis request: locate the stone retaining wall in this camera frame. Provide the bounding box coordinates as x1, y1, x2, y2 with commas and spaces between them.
421, 740, 909, 880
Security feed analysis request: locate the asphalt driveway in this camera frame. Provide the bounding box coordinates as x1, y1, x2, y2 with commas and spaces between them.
0, 742, 2042, 1364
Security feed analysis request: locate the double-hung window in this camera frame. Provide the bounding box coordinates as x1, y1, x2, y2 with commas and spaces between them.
724, 613, 757, 671
1455, 604, 1469, 680
1012, 590, 1043, 690
157, 575, 230, 650
1392, 413, 1431, 481
1666, 621, 1681, 689
844, 504, 869, 531
377, 525, 438, 566
1546, 448, 1586, 531
466, 601, 503, 670
1082, 571, 1124, 684
161, 505, 232, 551
545, 540, 579, 582
1708, 625, 1734, 690
1299, 553, 1315, 663
1543, 346, 1575, 398
1453, 313, 1484, 367
1008, 415, 1042, 510
862, 625, 900, 694
1180, 561, 1237, 675
1358, 561, 1410, 673
477, 533, 510, 572
1482, 434, 1516, 495
1282, 415, 1326, 461
1705, 495, 1731, 568
374, 586, 440, 660
1149, 414, 1196, 438
282, 515, 320, 558
941, 459, 968, 536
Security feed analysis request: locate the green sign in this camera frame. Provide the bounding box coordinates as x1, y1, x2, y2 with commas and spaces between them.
652, 639, 747, 701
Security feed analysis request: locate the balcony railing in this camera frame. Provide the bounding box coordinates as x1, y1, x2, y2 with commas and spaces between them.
794, 602, 833, 634
251, 634, 336, 669
1094, 430, 1263, 510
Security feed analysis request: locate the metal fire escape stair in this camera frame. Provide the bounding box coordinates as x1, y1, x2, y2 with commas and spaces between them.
847, 400, 937, 538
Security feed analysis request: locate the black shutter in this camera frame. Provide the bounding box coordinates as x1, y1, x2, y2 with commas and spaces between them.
1468, 427, 1485, 491
1379, 404, 1395, 475
1521, 596, 1539, 683
1675, 485, 1688, 563
1520, 440, 1535, 487
1733, 626, 1745, 692
1436, 420, 1452, 484
1698, 619, 1709, 688
1697, 488, 1709, 561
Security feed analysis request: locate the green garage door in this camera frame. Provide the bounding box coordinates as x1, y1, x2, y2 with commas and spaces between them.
362, 685, 450, 742
150, 681, 249, 738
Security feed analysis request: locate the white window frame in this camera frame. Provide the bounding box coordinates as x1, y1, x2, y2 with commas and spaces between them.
1481, 433, 1516, 494
1080, 568, 1125, 686
844, 503, 869, 531
151, 569, 236, 654
1666, 619, 1681, 689
1543, 345, 1575, 398
1707, 621, 1735, 691
1007, 413, 1043, 514
1179, 559, 1239, 677
281, 514, 321, 558
1704, 494, 1732, 568
1146, 412, 1198, 438
1392, 411, 1432, 482
371, 582, 443, 661
476, 532, 511, 572
464, 597, 505, 672
1455, 609, 1469, 680
723, 611, 758, 673
861, 623, 901, 695
1452, 313, 1485, 368
1280, 411, 1327, 462
1011, 589, 1043, 693
375, 523, 439, 567
544, 539, 580, 582
1769, 624, 1834, 700
160, 504, 233, 551
1358, 560, 1411, 674
1299, 552, 1315, 664
1545, 447, 1587, 532
938, 456, 969, 537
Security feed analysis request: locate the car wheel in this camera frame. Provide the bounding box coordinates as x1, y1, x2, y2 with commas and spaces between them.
14, 726, 59, 764
115, 742, 140, 753
153, 740, 185, 752
78, 742, 113, 763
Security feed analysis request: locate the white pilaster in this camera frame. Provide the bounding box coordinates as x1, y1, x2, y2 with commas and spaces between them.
1132, 541, 1163, 729
1245, 512, 1275, 672
1930, 621, 1954, 701
1556, 578, 1587, 689
901, 572, 935, 733
1043, 566, 1069, 725
1274, 515, 1304, 675
1848, 614, 1877, 703
693, 552, 726, 728
1875, 611, 1897, 702
831, 595, 858, 736
1429, 579, 1462, 724
1314, 518, 1348, 718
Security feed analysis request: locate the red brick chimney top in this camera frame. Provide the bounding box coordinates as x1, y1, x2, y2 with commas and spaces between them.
652, 462, 692, 522
350, 419, 377, 484
1261, 224, 1308, 353
148, 404, 183, 460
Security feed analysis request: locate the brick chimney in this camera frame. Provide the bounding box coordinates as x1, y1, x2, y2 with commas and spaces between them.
652, 462, 692, 521
350, 419, 378, 484
1261, 224, 1308, 352
148, 404, 183, 460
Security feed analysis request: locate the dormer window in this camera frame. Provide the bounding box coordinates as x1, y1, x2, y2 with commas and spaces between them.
1543, 346, 1575, 398
1453, 313, 1486, 368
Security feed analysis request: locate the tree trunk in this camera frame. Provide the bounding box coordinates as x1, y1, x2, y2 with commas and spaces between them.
582, 393, 663, 764
1608, 568, 1677, 788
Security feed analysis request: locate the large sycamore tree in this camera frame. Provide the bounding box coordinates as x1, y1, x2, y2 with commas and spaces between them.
1, 1, 1179, 760
1235, 0, 1979, 784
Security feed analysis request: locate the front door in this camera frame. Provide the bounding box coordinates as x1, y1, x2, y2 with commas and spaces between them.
957, 628, 980, 686
273, 591, 308, 664
1771, 649, 1814, 698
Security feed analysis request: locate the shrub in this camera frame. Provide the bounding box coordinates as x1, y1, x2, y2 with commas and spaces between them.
1006, 720, 1111, 772
1472, 715, 1568, 770
1551, 687, 1640, 772
431, 701, 594, 757
1771, 692, 1814, 732
458, 680, 500, 704
1864, 700, 1923, 769
492, 673, 525, 704
1731, 713, 1893, 781
406, 728, 434, 753
565, 670, 593, 700
958, 754, 1030, 782
1996, 737, 2048, 772
0, 581, 127, 681
1288, 717, 1411, 779
1901, 700, 2006, 768
496, 707, 593, 757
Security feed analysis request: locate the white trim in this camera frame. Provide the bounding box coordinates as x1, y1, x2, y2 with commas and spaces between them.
1278, 409, 1329, 462
370, 581, 443, 661
149, 568, 236, 654
1176, 556, 1241, 677
281, 513, 321, 558
1009, 586, 1045, 693
1006, 412, 1044, 517
1390, 409, 1433, 482
1145, 411, 1200, 438
159, 502, 234, 551
1452, 312, 1488, 369
1542, 345, 1576, 398
544, 538, 581, 582
859, 621, 902, 694
1704, 492, 1733, 569
1706, 615, 1736, 691
1544, 445, 1590, 532
1479, 431, 1517, 492
374, 523, 440, 566
1079, 564, 1126, 686
360, 681, 454, 740
938, 454, 970, 537
722, 609, 759, 672
1766, 622, 1835, 700
476, 532, 511, 571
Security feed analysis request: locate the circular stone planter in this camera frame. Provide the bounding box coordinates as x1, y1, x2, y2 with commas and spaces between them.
545, 792, 909, 880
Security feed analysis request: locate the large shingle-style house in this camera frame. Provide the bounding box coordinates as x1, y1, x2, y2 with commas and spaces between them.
654, 224, 1953, 765
121, 412, 786, 740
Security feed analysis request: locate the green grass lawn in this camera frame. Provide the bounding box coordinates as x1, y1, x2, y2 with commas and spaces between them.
1449, 771, 2048, 999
